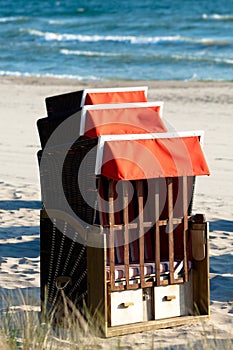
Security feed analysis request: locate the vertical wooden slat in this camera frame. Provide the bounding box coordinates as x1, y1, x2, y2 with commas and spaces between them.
192, 216, 209, 316
87, 234, 107, 336
167, 178, 174, 284
136, 180, 145, 288
155, 179, 161, 286
123, 181, 130, 289
183, 176, 189, 282
108, 180, 115, 290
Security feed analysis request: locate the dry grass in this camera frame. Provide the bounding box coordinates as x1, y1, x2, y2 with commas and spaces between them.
0, 290, 233, 350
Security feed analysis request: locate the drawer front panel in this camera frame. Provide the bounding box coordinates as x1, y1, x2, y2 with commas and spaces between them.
154, 284, 187, 320
110, 289, 143, 326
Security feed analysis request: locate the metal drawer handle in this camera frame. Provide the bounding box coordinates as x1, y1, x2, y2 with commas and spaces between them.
163, 295, 176, 302
120, 302, 134, 308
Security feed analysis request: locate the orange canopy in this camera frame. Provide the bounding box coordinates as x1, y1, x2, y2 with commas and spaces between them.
84, 89, 147, 105
84, 106, 166, 138
100, 136, 210, 180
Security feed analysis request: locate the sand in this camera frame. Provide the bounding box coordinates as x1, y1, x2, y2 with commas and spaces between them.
0, 76, 233, 348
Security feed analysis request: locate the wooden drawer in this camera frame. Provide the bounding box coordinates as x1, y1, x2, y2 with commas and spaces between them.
154, 282, 193, 320
110, 289, 143, 326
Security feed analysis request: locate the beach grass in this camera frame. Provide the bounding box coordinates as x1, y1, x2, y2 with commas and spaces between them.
0, 290, 233, 350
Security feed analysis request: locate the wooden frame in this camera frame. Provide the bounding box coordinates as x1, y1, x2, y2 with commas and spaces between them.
86, 210, 209, 337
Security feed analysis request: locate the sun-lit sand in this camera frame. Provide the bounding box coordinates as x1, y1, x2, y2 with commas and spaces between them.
0, 76, 233, 348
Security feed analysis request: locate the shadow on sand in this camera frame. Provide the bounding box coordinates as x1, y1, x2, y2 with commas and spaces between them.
0, 200, 41, 210
209, 219, 233, 302
209, 219, 233, 233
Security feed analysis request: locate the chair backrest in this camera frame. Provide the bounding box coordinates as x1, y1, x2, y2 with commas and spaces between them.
45, 87, 148, 120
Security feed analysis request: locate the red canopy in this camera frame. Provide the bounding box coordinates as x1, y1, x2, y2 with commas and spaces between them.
84, 105, 166, 137
100, 136, 210, 180
84, 89, 147, 105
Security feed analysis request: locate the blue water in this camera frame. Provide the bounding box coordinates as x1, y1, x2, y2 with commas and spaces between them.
0, 0, 233, 81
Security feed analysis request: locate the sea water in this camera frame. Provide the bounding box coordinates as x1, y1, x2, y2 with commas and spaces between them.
0, 0, 233, 81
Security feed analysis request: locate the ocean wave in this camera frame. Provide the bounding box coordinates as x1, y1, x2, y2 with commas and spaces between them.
24, 29, 182, 43
24, 29, 231, 47
60, 49, 233, 66
76, 7, 86, 13
0, 16, 27, 23
210, 58, 233, 65
172, 54, 233, 65
0, 68, 230, 82
48, 20, 64, 25
0, 70, 103, 81
202, 13, 233, 21
60, 49, 122, 57
0, 70, 26, 77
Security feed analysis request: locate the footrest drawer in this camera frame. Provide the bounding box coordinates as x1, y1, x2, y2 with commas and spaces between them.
110, 289, 143, 326
154, 283, 192, 320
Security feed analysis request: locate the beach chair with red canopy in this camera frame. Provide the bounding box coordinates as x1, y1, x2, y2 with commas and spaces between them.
38, 87, 210, 337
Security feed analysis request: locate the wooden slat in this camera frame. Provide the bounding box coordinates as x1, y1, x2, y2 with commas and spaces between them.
136, 181, 145, 288
167, 178, 174, 284
172, 218, 183, 225
108, 180, 117, 290
159, 279, 169, 286
127, 283, 140, 290
87, 235, 107, 333
105, 315, 210, 337
109, 284, 124, 292
122, 181, 130, 289
103, 218, 183, 231
158, 218, 183, 227
155, 179, 161, 287
183, 176, 189, 282
108, 180, 126, 292
192, 219, 210, 316
104, 222, 153, 230
158, 220, 168, 226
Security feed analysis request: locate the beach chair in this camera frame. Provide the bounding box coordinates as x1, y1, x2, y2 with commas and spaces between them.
37, 87, 210, 337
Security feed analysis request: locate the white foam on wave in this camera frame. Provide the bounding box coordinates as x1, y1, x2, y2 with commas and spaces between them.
213, 58, 233, 65
61, 49, 233, 66
23, 29, 183, 44
180, 36, 231, 46
48, 20, 64, 25
24, 29, 231, 47
202, 13, 233, 20
0, 70, 26, 77
76, 7, 85, 13
0, 70, 103, 81
172, 54, 233, 65
0, 16, 26, 23
60, 49, 122, 57
199, 38, 230, 46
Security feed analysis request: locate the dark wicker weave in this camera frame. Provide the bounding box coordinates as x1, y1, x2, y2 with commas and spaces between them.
40, 210, 87, 313
38, 137, 99, 225
37, 117, 65, 149
45, 90, 83, 120
37, 112, 86, 149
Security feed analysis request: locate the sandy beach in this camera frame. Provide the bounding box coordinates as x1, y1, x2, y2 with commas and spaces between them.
0, 76, 233, 348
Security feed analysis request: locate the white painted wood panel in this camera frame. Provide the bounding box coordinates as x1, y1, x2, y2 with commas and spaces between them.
110, 289, 143, 326
154, 282, 193, 320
